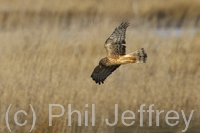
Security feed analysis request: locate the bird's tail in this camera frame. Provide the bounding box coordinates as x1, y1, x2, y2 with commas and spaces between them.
128, 48, 147, 63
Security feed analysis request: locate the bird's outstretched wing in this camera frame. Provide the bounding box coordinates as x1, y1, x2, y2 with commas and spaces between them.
104, 22, 129, 56
91, 63, 120, 84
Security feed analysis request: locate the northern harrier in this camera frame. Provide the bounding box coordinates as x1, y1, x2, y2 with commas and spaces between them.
91, 22, 147, 84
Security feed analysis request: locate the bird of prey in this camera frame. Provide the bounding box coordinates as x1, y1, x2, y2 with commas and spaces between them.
91, 22, 147, 84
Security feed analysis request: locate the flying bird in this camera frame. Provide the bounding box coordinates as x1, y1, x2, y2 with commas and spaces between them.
91, 22, 147, 84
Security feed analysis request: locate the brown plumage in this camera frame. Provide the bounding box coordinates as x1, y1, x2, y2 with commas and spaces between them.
91, 22, 147, 84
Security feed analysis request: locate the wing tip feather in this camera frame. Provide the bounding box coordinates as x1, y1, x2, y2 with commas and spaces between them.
120, 22, 129, 28
91, 64, 120, 85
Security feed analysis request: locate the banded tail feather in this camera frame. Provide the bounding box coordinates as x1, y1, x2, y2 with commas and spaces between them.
129, 48, 147, 63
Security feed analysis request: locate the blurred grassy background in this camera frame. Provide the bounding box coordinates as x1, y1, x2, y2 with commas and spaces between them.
0, 0, 200, 133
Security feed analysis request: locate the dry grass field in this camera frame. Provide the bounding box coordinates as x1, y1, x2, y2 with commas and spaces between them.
0, 0, 200, 133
